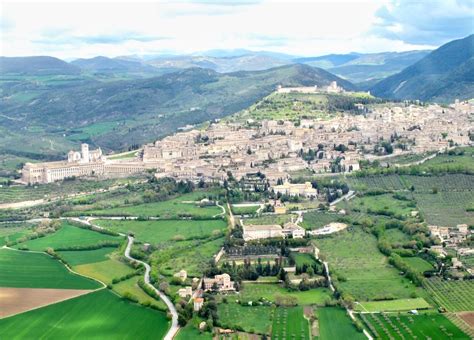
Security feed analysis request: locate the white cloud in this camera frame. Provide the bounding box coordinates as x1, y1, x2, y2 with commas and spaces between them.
0, 0, 462, 59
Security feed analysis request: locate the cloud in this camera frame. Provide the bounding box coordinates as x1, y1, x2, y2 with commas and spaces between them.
372, 0, 474, 45
33, 32, 168, 45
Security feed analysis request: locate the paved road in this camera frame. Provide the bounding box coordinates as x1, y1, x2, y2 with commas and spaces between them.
124, 235, 179, 340
329, 190, 355, 206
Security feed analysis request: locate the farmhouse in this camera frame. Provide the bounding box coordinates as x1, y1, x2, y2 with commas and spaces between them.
203, 273, 235, 292
193, 297, 204, 311
178, 286, 193, 298
282, 222, 306, 238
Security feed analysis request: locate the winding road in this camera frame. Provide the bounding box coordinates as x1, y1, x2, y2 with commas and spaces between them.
124, 235, 179, 340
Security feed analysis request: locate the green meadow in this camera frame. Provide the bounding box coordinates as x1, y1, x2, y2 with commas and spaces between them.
0, 289, 170, 339
13, 223, 122, 251
317, 307, 365, 340
0, 248, 100, 289
58, 247, 117, 266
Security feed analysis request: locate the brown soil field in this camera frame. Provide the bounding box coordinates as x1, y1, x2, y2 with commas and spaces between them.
0, 287, 93, 318
459, 312, 474, 328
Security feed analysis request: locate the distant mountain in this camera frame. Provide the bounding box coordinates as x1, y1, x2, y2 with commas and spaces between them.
147, 54, 289, 73
0, 56, 81, 76
196, 49, 297, 60
293, 53, 361, 68
71, 56, 163, 75
328, 51, 431, 84
371, 35, 474, 103
0, 64, 354, 153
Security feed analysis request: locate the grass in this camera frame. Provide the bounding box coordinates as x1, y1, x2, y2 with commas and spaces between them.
74, 258, 135, 285
13, 223, 123, 251
401, 257, 434, 273
217, 303, 273, 334
424, 277, 474, 312
301, 211, 341, 230
383, 228, 410, 245
58, 247, 116, 266
0, 178, 120, 204
314, 228, 423, 301
231, 205, 260, 215
355, 298, 432, 312
317, 307, 365, 340
87, 191, 222, 218
359, 312, 469, 340
94, 219, 226, 245
271, 306, 310, 339
343, 193, 414, 219
292, 253, 318, 267
0, 226, 32, 246
244, 213, 297, 226
113, 276, 167, 310
240, 283, 333, 306
176, 321, 212, 339
0, 289, 170, 339
155, 237, 225, 277
0, 248, 100, 289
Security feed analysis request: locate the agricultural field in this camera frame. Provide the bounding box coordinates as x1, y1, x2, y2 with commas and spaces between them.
217, 303, 273, 334
112, 276, 166, 310
271, 306, 310, 339
13, 223, 123, 251
417, 147, 474, 173
314, 228, 424, 301
358, 312, 469, 340
347, 174, 407, 191
0, 289, 170, 339
383, 228, 410, 245
300, 211, 341, 230
231, 204, 261, 215
154, 237, 225, 277
73, 258, 136, 285
354, 298, 432, 312
0, 248, 100, 290
58, 247, 117, 266
342, 193, 415, 219
175, 320, 212, 339
86, 191, 223, 218
317, 307, 365, 340
0, 178, 121, 204
424, 278, 474, 312
0, 225, 33, 246
400, 256, 434, 274
240, 283, 333, 306
94, 219, 226, 245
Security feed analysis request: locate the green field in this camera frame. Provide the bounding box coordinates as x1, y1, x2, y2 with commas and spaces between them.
343, 193, 414, 219
112, 276, 166, 310
347, 174, 407, 191
95, 219, 226, 244
0, 248, 100, 289
383, 228, 410, 245
244, 213, 297, 226
424, 278, 474, 312
0, 289, 170, 339
155, 237, 225, 277
231, 205, 260, 215
314, 228, 422, 301
0, 225, 32, 246
58, 247, 116, 266
175, 321, 212, 339
317, 307, 365, 340
217, 303, 273, 334
301, 211, 341, 230
88, 191, 222, 218
401, 256, 434, 273
358, 312, 469, 340
13, 223, 122, 251
355, 298, 431, 312
74, 258, 135, 285
0, 178, 120, 203
292, 253, 318, 267
271, 306, 310, 339
240, 283, 333, 306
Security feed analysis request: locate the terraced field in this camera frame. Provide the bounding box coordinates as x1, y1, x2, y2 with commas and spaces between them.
0, 248, 100, 289
424, 278, 474, 312
355, 298, 431, 312
0, 289, 170, 339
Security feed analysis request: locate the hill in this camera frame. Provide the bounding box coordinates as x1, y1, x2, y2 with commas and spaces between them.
371, 35, 474, 103
0, 56, 81, 76
0, 64, 354, 156
71, 56, 166, 76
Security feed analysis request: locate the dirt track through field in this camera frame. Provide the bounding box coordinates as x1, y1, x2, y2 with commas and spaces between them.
459, 312, 474, 328
0, 287, 92, 318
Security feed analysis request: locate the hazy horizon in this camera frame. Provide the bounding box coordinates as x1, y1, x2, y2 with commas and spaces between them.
1, 0, 473, 59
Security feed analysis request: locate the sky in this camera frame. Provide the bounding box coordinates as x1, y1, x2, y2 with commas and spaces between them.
1, 0, 473, 59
